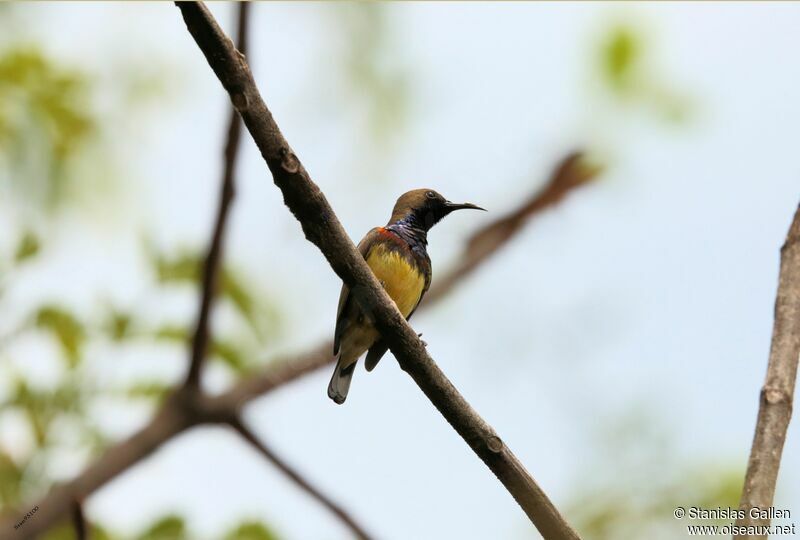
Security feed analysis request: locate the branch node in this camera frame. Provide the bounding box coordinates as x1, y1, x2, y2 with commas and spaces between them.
232, 90, 249, 112
279, 147, 300, 174
762, 385, 792, 407
487, 435, 504, 454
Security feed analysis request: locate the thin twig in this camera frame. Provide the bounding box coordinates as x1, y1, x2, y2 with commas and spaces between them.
228, 417, 374, 540
175, 3, 581, 538
185, 1, 250, 388
70, 499, 87, 540
735, 202, 800, 538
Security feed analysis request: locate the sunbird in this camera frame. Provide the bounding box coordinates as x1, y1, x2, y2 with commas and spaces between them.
328, 189, 485, 404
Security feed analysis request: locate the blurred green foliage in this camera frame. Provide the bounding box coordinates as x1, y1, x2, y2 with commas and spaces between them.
598, 25, 692, 124
123, 380, 173, 404
224, 521, 280, 540
0, 451, 23, 508
103, 307, 133, 343
603, 28, 638, 92
31, 513, 281, 540
151, 249, 280, 343
333, 3, 411, 149
41, 521, 113, 540
14, 230, 41, 263
136, 514, 186, 540
569, 465, 742, 539
0, 375, 105, 510
0, 47, 95, 207
5, 378, 83, 447
0, 25, 284, 538
566, 412, 743, 539
35, 305, 87, 368
153, 324, 248, 375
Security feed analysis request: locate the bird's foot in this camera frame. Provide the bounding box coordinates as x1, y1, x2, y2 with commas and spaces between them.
417, 333, 427, 347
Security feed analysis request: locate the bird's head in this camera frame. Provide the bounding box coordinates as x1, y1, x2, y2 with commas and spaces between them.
389, 189, 485, 231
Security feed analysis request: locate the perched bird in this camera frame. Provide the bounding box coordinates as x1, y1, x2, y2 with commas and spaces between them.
328, 189, 485, 404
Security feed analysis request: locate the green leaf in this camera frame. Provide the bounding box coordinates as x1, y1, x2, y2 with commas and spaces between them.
34, 305, 85, 368
152, 251, 200, 284
14, 230, 40, 263
153, 325, 188, 343
220, 269, 285, 342
0, 451, 23, 506
5, 377, 85, 447
0, 47, 96, 208
41, 523, 116, 540
104, 308, 133, 342
597, 25, 693, 124
136, 514, 186, 540
37, 524, 74, 540
220, 271, 257, 333
224, 521, 280, 540
148, 248, 281, 342
125, 381, 172, 402
602, 27, 639, 92
211, 338, 249, 374
153, 324, 250, 374
146, 244, 282, 367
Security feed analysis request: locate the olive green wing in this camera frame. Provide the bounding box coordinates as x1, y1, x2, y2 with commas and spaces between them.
333, 228, 382, 355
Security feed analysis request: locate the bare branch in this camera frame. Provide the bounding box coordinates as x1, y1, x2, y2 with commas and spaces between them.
228, 417, 373, 540
175, 3, 580, 538
185, 1, 250, 388
70, 500, 87, 540
735, 202, 800, 537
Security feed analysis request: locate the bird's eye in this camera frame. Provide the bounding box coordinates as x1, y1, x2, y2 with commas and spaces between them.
425, 191, 436, 199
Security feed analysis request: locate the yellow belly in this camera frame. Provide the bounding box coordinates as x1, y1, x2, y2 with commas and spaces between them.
366, 244, 425, 317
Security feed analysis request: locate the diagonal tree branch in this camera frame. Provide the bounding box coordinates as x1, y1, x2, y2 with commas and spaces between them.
227, 417, 374, 540
175, 3, 580, 538
185, 1, 250, 388
735, 201, 800, 538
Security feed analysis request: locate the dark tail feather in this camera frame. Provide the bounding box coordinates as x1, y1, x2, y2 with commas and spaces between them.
365, 341, 389, 372
327, 356, 356, 404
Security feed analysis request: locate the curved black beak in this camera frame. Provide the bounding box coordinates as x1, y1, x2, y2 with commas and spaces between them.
444, 201, 486, 212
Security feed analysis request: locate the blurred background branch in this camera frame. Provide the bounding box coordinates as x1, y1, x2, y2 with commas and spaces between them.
426, 152, 601, 305
70, 499, 86, 540
227, 418, 373, 540
185, 0, 249, 389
